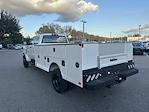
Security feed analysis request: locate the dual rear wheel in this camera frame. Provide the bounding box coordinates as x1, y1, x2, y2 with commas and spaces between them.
23, 56, 29, 68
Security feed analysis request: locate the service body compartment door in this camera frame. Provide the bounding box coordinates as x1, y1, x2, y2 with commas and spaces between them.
65, 45, 83, 87
82, 44, 99, 70
98, 53, 128, 68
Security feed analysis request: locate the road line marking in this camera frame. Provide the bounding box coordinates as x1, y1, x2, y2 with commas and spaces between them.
144, 52, 149, 58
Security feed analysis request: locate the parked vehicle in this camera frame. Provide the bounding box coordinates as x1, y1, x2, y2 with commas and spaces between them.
7, 44, 14, 49
14, 44, 22, 50
17, 44, 23, 49
23, 34, 138, 93
0, 44, 2, 49
132, 42, 145, 55
7, 44, 22, 50
142, 41, 149, 52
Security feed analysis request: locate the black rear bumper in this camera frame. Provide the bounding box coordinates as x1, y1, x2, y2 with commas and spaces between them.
84, 68, 138, 89
133, 48, 144, 55
83, 62, 139, 89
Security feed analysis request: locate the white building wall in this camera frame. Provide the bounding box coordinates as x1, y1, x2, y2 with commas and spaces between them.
127, 36, 144, 42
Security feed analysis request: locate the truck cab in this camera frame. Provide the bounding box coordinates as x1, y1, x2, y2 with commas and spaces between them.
23, 33, 138, 93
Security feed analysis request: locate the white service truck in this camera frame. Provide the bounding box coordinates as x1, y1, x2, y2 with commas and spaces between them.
23, 34, 138, 93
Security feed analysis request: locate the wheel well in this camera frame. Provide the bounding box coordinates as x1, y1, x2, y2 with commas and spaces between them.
49, 63, 60, 72
23, 54, 26, 59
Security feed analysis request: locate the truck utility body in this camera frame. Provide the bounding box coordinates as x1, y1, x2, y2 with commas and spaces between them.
23, 34, 138, 93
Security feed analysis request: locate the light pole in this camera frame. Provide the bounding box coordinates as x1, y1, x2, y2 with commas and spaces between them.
110, 32, 112, 38
81, 20, 87, 40
139, 24, 141, 36
110, 32, 112, 42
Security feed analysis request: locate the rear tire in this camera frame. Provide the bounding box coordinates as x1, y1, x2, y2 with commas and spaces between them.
23, 56, 29, 68
140, 50, 144, 55
51, 69, 68, 93
141, 52, 144, 55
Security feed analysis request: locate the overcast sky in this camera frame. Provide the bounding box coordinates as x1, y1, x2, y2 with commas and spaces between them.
0, 0, 149, 37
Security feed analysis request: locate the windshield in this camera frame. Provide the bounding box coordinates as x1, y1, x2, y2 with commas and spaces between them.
132, 43, 142, 47
42, 35, 67, 43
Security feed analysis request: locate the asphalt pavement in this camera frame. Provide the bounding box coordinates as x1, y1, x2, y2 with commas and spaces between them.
0, 50, 149, 112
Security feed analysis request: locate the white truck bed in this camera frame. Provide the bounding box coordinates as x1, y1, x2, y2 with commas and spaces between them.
82, 43, 133, 70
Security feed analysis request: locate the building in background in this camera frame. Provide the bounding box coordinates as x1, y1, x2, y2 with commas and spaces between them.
127, 35, 149, 42
127, 36, 144, 42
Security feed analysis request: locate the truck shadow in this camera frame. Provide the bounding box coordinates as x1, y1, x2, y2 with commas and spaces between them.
27, 65, 128, 97
20, 64, 142, 112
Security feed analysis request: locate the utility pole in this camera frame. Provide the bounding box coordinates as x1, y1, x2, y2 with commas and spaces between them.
81, 20, 87, 40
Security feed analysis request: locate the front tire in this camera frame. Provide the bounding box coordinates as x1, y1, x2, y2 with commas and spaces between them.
51, 69, 68, 93
23, 56, 29, 68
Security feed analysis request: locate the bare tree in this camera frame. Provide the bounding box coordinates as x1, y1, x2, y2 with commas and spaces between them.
36, 23, 107, 42
36, 23, 64, 34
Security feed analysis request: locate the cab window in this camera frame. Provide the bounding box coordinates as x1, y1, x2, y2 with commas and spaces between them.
42, 35, 67, 43
31, 36, 40, 45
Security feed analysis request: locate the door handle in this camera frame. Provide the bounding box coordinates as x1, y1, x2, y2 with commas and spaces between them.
110, 58, 118, 62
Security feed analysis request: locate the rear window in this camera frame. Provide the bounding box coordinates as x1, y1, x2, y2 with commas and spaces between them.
42, 35, 67, 43
133, 43, 141, 46
31, 36, 40, 44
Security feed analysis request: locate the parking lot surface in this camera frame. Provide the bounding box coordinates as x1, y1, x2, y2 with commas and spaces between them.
0, 50, 149, 112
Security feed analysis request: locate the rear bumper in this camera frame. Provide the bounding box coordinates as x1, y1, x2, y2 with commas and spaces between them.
133, 48, 144, 55
85, 69, 138, 89
83, 62, 139, 89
